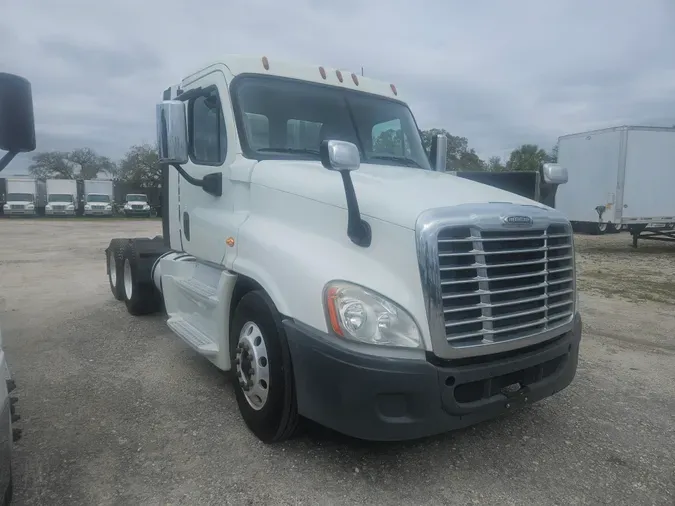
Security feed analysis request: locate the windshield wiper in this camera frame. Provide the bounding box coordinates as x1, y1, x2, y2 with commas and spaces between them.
368, 155, 424, 169
257, 147, 321, 156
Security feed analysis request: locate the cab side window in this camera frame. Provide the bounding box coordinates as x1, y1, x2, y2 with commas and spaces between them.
189, 89, 227, 165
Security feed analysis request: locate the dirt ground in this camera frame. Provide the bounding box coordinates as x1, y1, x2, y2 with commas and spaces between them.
0, 219, 673, 505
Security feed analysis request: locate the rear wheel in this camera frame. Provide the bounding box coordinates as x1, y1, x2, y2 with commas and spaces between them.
122, 242, 161, 316
230, 290, 299, 443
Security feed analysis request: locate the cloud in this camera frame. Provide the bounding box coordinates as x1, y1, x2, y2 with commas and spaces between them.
2, 0, 674, 173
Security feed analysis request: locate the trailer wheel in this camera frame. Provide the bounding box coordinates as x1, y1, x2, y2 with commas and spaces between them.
122, 242, 161, 316
230, 290, 299, 443
106, 239, 127, 301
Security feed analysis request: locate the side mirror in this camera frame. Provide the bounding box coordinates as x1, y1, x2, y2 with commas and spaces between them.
542, 163, 568, 185
319, 139, 370, 247
320, 140, 360, 172
156, 100, 188, 164
430, 134, 448, 172
0, 73, 36, 172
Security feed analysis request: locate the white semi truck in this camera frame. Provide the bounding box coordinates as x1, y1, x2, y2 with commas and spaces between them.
45, 178, 77, 216
0, 71, 35, 503
123, 193, 152, 217
83, 179, 113, 216
106, 56, 581, 443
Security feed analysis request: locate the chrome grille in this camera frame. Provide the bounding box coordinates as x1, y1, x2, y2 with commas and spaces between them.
53, 205, 66, 211
437, 224, 574, 348
10, 205, 24, 210
132, 204, 143, 210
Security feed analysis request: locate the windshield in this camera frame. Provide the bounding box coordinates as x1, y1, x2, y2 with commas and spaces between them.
48, 194, 73, 203
126, 194, 147, 202
232, 75, 431, 170
87, 194, 110, 203
7, 193, 33, 202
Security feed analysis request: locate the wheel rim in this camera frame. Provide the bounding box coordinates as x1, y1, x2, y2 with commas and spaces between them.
235, 322, 270, 411
123, 258, 133, 300
598, 223, 607, 233
109, 251, 117, 287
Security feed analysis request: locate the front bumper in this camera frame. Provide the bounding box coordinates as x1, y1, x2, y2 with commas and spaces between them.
84, 209, 112, 216
5, 209, 35, 216
46, 209, 75, 216
124, 209, 151, 216
285, 313, 582, 441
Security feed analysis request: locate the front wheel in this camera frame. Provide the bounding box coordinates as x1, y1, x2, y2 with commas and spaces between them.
230, 291, 299, 443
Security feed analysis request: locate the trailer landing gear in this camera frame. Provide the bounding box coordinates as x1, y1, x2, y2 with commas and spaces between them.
629, 224, 675, 248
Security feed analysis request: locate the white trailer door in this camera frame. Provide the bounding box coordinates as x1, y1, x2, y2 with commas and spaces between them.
556, 129, 622, 223
622, 129, 675, 221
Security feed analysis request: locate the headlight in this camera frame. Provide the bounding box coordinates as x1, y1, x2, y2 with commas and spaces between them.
105, 205, 112, 210
3, 204, 9, 210
143, 204, 150, 209
46, 205, 52, 210
26, 204, 35, 209
124, 204, 131, 209
84, 204, 91, 210
324, 281, 421, 348
67, 205, 74, 210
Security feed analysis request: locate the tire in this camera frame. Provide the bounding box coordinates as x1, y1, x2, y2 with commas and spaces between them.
3, 468, 12, 505
107, 239, 127, 301
230, 290, 299, 443
665, 223, 674, 230
122, 242, 161, 316
607, 223, 621, 234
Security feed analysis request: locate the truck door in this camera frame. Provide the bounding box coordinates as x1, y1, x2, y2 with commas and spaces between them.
177, 66, 239, 266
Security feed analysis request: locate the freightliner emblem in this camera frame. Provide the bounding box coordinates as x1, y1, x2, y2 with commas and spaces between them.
502, 215, 533, 226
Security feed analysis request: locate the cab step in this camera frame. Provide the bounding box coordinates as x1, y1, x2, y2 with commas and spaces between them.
167, 316, 219, 356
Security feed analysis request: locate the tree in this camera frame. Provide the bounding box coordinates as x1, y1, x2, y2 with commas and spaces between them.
420, 128, 486, 171
116, 144, 160, 187
28, 151, 74, 179
28, 148, 116, 179
506, 144, 549, 172
486, 156, 505, 172
547, 144, 559, 163
68, 148, 117, 179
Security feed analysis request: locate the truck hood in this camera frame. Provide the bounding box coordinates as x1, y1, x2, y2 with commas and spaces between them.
251, 160, 549, 229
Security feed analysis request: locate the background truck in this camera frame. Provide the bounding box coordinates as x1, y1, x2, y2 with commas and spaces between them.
122, 193, 153, 217
82, 179, 113, 216
105, 55, 580, 444
45, 179, 77, 216
0, 70, 35, 503
2, 178, 44, 216
556, 126, 675, 243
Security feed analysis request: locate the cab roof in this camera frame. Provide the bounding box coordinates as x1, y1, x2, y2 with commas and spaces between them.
179, 55, 403, 102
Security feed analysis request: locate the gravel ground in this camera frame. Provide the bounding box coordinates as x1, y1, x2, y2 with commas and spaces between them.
0, 220, 673, 506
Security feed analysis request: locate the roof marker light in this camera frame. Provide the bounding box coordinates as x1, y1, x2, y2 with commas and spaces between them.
262, 56, 270, 70
336, 70, 343, 83
319, 66, 327, 79
351, 73, 359, 85
390, 84, 397, 96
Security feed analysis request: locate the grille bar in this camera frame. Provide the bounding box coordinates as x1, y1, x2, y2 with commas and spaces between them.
438, 224, 575, 348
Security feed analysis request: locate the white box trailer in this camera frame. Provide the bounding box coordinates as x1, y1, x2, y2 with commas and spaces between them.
556, 126, 675, 240
83, 179, 113, 216
45, 179, 78, 216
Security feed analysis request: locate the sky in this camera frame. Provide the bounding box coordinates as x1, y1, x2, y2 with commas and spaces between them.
2, 0, 675, 175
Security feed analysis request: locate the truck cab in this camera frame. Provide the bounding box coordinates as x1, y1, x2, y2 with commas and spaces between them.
4, 180, 36, 216
107, 56, 581, 443
0, 71, 36, 501
83, 193, 112, 216
123, 194, 151, 217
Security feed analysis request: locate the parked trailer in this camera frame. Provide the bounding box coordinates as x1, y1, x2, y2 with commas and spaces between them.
106, 56, 581, 444
82, 179, 113, 216
45, 179, 78, 216
556, 126, 675, 245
